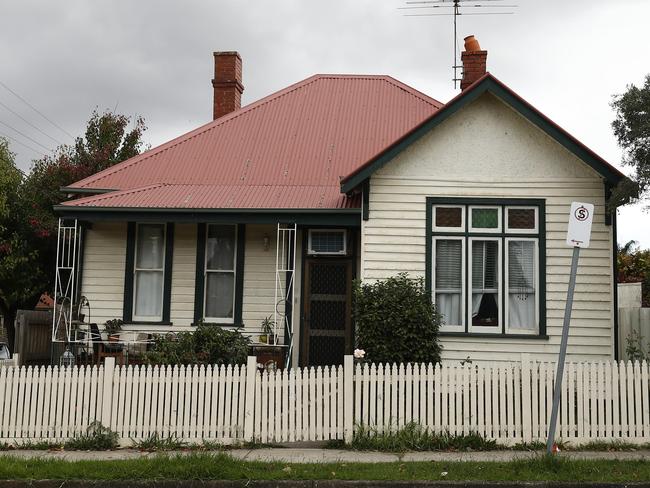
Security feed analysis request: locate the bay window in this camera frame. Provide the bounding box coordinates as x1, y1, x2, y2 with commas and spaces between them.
428, 198, 545, 336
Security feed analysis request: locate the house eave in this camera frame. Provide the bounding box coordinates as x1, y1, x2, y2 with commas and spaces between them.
53, 205, 362, 226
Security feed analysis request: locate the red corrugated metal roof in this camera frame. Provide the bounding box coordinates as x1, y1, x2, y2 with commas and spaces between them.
62, 183, 360, 209
64, 74, 441, 210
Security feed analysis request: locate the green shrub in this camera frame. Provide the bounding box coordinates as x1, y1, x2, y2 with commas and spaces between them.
64, 421, 119, 450
145, 322, 250, 366
351, 422, 497, 452
353, 273, 442, 364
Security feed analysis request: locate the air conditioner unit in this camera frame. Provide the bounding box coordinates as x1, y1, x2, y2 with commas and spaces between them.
307, 229, 347, 256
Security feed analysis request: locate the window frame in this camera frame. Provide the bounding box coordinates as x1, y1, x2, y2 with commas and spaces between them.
124, 222, 174, 325
307, 229, 347, 256
432, 236, 466, 332
468, 236, 502, 334
425, 197, 546, 338
203, 223, 238, 324
432, 205, 466, 233
469, 205, 502, 233
504, 237, 540, 335
505, 206, 538, 234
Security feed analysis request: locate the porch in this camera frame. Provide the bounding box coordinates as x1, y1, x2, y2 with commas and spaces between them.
52, 218, 360, 368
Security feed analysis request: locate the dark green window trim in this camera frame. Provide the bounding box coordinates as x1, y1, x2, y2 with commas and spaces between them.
193, 223, 245, 327
425, 197, 547, 338
123, 222, 136, 322
122, 222, 174, 325
162, 223, 174, 323
362, 179, 370, 221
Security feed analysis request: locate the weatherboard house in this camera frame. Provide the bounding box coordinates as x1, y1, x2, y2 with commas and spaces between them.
54, 38, 626, 367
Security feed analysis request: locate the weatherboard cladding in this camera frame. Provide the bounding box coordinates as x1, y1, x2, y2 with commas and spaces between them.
64, 75, 441, 210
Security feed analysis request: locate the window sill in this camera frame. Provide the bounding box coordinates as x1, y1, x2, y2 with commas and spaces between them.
125, 321, 174, 326
192, 322, 244, 328
439, 332, 549, 340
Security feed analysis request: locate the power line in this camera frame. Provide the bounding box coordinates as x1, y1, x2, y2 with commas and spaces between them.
0, 99, 65, 146
0, 79, 75, 140
0, 130, 47, 158
0, 119, 53, 153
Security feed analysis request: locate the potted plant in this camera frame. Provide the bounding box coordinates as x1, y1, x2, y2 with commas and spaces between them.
258, 316, 275, 345
104, 319, 123, 342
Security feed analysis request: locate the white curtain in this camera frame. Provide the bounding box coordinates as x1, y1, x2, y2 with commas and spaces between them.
508, 240, 536, 329
135, 271, 163, 317
205, 224, 236, 319
134, 224, 165, 318
435, 292, 461, 325
206, 273, 235, 319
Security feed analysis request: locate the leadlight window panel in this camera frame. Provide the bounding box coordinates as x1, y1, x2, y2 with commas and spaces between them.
434, 206, 464, 230
204, 224, 237, 321
506, 207, 537, 233
133, 223, 165, 320
434, 238, 464, 328
308, 230, 346, 255
506, 239, 537, 332
469, 206, 501, 232
469, 238, 500, 330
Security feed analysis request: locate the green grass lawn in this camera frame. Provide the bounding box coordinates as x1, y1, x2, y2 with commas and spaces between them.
0, 453, 649, 482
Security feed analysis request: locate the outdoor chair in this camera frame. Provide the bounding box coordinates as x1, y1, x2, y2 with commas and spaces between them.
88, 323, 125, 366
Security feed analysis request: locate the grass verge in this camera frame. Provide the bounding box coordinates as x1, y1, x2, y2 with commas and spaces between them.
0, 453, 650, 482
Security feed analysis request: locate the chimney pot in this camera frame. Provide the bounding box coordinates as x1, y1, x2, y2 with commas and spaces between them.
460, 35, 487, 91
212, 51, 244, 120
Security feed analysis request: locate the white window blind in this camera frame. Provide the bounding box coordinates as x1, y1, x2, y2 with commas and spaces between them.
435, 239, 463, 326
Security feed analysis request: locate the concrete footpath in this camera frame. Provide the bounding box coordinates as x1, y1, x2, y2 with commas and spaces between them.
1, 448, 650, 463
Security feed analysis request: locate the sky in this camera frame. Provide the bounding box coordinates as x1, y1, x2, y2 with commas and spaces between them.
1, 0, 648, 247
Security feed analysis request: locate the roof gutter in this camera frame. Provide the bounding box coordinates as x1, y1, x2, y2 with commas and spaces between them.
53, 205, 362, 226
60, 186, 117, 195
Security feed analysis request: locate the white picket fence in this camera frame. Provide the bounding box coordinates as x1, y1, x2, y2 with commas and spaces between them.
1, 356, 649, 446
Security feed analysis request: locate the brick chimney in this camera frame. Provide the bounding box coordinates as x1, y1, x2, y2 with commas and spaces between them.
460, 35, 487, 90
212, 51, 244, 120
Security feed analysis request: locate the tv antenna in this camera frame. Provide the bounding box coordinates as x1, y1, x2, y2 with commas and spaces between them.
399, 0, 517, 88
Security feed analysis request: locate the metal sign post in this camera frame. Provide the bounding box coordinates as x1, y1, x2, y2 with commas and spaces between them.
546, 202, 594, 454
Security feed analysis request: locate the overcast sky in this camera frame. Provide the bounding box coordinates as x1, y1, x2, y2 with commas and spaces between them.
1, 0, 648, 247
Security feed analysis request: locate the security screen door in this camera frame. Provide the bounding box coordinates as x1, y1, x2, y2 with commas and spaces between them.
301, 258, 353, 366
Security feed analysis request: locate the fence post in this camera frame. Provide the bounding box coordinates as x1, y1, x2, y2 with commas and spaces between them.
12, 353, 20, 367
243, 355, 257, 442
100, 357, 115, 426
343, 355, 354, 443
520, 353, 532, 443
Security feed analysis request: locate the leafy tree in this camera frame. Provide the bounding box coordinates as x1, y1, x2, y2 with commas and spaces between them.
0, 138, 44, 346
353, 273, 442, 364
611, 75, 650, 207
0, 110, 146, 348
617, 240, 650, 307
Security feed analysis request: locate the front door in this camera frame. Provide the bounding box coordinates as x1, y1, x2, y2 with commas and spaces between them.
301, 258, 353, 366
